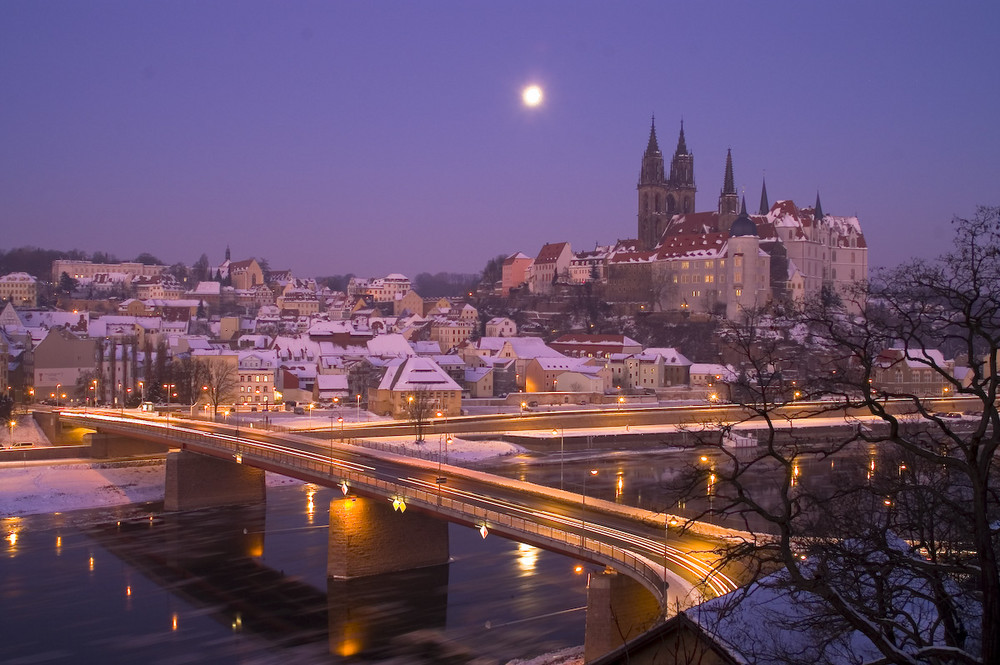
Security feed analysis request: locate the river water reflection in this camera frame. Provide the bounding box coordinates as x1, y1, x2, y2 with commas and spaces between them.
483, 444, 874, 533
1, 483, 599, 664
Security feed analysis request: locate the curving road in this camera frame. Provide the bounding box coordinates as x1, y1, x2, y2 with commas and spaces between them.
62, 410, 742, 608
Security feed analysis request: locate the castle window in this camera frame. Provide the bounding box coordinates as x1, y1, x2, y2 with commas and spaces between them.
681, 261, 690, 270
704, 260, 714, 268
705, 275, 714, 283
735, 288, 743, 297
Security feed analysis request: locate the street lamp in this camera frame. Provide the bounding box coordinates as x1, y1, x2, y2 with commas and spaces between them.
163, 383, 176, 425
55, 384, 61, 408
7, 419, 15, 447
337, 416, 344, 442
552, 428, 564, 490
581, 468, 598, 546
618, 395, 625, 410
356, 394, 361, 422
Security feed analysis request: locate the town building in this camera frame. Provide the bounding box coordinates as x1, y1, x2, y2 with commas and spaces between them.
51, 260, 167, 283
0, 273, 39, 307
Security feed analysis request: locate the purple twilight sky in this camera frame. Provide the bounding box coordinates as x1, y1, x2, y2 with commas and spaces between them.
2, 1, 998, 279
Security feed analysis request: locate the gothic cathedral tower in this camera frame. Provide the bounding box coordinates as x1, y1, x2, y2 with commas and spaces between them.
667, 121, 696, 216
637, 118, 669, 250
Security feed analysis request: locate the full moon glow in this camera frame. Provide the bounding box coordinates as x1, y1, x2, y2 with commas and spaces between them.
522, 85, 543, 107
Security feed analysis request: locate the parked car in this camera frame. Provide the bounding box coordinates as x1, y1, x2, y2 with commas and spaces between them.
10, 441, 33, 449
293, 406, 305, 415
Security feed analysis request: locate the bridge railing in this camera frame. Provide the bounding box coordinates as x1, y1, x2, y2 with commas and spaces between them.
68, 415, 669, 605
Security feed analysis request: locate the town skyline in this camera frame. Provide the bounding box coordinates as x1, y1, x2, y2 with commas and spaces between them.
2, 1, 998, 277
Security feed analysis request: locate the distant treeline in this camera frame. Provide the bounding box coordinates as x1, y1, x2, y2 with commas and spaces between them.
0, 247, 166, 281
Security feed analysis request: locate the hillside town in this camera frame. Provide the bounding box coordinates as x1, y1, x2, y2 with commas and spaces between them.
0, 121, 970, 419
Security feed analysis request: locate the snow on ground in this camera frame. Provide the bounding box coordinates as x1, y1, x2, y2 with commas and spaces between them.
354, 434, 525, 464
505, 646, 583, 665
1, 413, 51, 448
0, 460, 299, 518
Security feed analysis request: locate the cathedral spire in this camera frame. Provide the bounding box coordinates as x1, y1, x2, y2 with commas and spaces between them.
722, 148, 736, 195
225, 245, 231, 261
718, 148, 739, 216
674, 120, 689, 156
646, 115, 660, 155
759, 177, 769, 215
740, 196, 748, 216
814, 191, 825, 220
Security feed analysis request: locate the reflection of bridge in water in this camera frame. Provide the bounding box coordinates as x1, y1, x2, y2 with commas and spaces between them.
60, 411, 741, 660
85, 504, 452, 659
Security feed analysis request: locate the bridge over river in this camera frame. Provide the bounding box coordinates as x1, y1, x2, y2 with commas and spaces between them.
55, 409, 742, 660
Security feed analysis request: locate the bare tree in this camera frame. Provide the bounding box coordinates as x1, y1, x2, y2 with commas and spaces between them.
670, 207, 999, 665
197, 356, 239, 417
407, 386, 435, 443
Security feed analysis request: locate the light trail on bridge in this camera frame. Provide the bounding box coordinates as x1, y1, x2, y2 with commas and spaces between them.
403, 475, 737, 597
70, 411, 740, 598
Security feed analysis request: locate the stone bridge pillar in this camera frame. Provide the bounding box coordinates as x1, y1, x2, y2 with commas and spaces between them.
327, 496, 449, 579
164, 450, 265, 512
584, 568, 662, 662
87, 432, 166, 458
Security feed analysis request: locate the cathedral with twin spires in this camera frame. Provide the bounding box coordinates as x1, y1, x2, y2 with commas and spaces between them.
620, 117, 868, 317
509, 118, 868, 319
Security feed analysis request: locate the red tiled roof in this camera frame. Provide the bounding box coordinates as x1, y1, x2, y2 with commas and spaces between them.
535, 242, 570, 264
662, 211, 720, 237
655, 233, 726, 259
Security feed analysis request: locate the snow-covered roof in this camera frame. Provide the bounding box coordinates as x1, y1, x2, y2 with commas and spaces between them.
643, 347, 691, 366
465, 367, 492, 383
366, 333, 416, 358
377, 357, 462, 392
191, 281, 222, 295
690, 363, 735, 380
315, 374, 348, 391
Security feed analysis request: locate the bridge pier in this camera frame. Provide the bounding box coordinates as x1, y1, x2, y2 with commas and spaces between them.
164, 451, 266, 512
584, 568, 662, 663
327, 497, 449, 579
87, 432, 166, 458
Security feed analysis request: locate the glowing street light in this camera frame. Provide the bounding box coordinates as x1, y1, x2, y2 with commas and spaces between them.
552, 428, 565, 490
581, 468, 598, 546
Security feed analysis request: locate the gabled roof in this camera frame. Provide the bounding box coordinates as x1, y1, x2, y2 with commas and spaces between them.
377, 357, 462, 392
655, 233, 727, 260
535, 242, 571, 264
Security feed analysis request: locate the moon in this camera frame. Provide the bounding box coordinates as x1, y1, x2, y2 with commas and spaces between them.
522, 84, 543, 107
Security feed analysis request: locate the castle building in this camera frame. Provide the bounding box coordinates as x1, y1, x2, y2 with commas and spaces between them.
620, 119, 868, 317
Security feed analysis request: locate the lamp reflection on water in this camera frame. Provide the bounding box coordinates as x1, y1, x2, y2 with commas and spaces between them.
516, 542, 538, 574
4, 517, 22, 551
305, 485, 317, 524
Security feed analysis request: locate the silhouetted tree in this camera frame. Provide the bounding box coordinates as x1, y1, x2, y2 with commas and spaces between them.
58, 272, 78, 294
671, 207, 1000, 665
192, 253, 211, 282
133, 252, 163, 265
